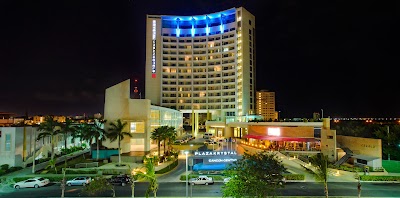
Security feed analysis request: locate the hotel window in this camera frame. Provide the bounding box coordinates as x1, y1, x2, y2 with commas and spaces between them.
5, 134, 11, 151
130, 122, 145, 133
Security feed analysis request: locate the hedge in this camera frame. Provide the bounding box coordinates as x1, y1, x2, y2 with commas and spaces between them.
284, 174, 305, 181
155, 159, 178, 174
360, 175, 400, 181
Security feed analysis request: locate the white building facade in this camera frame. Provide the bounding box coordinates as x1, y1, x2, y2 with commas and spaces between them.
145, 7, 256, 137
103, 79, 183, 154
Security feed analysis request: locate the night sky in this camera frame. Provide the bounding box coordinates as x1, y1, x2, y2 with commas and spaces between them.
1, 0, 399, 118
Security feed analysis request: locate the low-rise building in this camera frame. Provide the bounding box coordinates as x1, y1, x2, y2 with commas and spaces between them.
102, 79, 184, 162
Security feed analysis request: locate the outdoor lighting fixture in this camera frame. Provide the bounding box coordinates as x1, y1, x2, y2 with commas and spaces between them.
184, 150, 189, 198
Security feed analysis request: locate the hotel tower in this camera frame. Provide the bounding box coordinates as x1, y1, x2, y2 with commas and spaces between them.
145, 7, 256, 135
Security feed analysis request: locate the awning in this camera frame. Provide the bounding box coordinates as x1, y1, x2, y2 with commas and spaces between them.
243, 134, 316, 142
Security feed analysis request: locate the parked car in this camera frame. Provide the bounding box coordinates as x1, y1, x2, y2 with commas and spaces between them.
268, 175, 286, 185
13, 177, 50, 189
223, 177, 231, 184
204, 139, 216, 145
66, 176, 92, 186
185, 134, 194, 140
107, 174, 132, 186
188, 175, 214, 185
203, 133, 213, 139
174, 139, 185, 144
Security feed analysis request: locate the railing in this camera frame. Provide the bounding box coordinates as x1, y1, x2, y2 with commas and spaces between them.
75, 162, 99, 168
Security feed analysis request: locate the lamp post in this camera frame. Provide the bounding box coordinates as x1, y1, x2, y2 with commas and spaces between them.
184, 150, 189, 198
32, 129, 36, 174
321, 109, 324, 119
387, 125, 390, 161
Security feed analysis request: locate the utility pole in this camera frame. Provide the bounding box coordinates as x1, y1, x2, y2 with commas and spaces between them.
321, 109, 324, 119
387, 125, 390, 161
32, 129, 36, 174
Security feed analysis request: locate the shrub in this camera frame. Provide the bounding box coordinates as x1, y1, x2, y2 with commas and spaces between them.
7, 166, 23, 173
65, 169, 98, 174
283, 174, 305, 180
0, 169, 6, 176
155, 159, 178, 174
360, 175, 400, 181
1, 164, 10, 171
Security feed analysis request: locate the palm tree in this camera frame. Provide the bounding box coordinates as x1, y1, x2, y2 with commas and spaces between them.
136, 157, 158, 198
165, 126, 177, 153
60, 117, 74, 152
91, 119, 107, 161
150, 126, 166, 159
70, 123, 82, 147
107, 119, 132, 166
37, 115, 60, 161
72, 122, 91, 159
45, 159, 57, 173
72, 122, 89, 147
310, 153, 329, 198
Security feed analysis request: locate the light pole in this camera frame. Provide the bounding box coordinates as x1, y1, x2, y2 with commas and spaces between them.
184, 150, 189, 198
32, 129, 36, 174
321, 109, 324, 119
387, 126, 390, 161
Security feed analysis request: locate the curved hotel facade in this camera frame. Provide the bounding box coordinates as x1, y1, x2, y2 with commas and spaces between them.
145, 7, 256, 135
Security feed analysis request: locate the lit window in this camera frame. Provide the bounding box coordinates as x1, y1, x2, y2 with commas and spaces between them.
5, 134, 11, 151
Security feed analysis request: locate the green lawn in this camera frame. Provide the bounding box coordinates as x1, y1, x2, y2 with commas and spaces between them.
382, 160, 400, 173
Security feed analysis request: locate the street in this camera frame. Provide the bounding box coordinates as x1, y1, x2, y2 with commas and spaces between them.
1, 182, 399, 197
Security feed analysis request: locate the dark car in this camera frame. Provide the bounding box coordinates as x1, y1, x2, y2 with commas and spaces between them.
107, 174, 132, 186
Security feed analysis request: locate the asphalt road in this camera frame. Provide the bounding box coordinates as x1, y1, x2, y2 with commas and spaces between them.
1, 182, 399, 197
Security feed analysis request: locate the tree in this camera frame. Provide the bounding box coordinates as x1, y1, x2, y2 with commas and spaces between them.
71, 123, 87, 147
309, 153, 329, 198
222, 151, 287, 198
81, 176, 115, 197
37, 115, 60, 161
150, 126, 166, 159
135, 157, 158, 198
45, 159, 57, 174
72, 122, 90, 159
107, 119, 132, 165
165, 126, 177, 154
60, 117, 74, 151
91, 119, 107, 161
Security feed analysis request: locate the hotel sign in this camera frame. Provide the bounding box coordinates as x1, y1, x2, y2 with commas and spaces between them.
208, 158, 237, 163
268, 127, 280, 136
194, 151, 237, 156
151, 20, 156, 78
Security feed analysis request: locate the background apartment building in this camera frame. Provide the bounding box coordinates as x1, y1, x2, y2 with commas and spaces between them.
256, 90, 278, 121
145, 7, 256, 136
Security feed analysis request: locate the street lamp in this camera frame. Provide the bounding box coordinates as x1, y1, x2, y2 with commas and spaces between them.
32, 129, 37, 174
387, 126, 390, 161
321, 109, 324, 119
184, 150, 189, 198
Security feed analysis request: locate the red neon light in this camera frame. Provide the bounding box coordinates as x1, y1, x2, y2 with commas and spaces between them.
152, 74, 156, 78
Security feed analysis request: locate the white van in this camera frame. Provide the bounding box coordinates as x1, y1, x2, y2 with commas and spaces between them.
203, 132, 213, 139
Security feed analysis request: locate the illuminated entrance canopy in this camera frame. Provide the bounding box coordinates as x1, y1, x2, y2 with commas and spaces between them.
194, 151, 237, 156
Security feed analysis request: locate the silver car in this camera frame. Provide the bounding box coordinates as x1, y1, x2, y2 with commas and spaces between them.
14, 177, 50, 189
188, 176, 214, 185
66, 176, 92, 186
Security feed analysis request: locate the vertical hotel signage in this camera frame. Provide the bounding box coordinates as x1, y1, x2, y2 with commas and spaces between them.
152, 20, 156, 78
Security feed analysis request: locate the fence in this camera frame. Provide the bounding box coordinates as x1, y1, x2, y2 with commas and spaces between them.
75, 162, 99, 168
